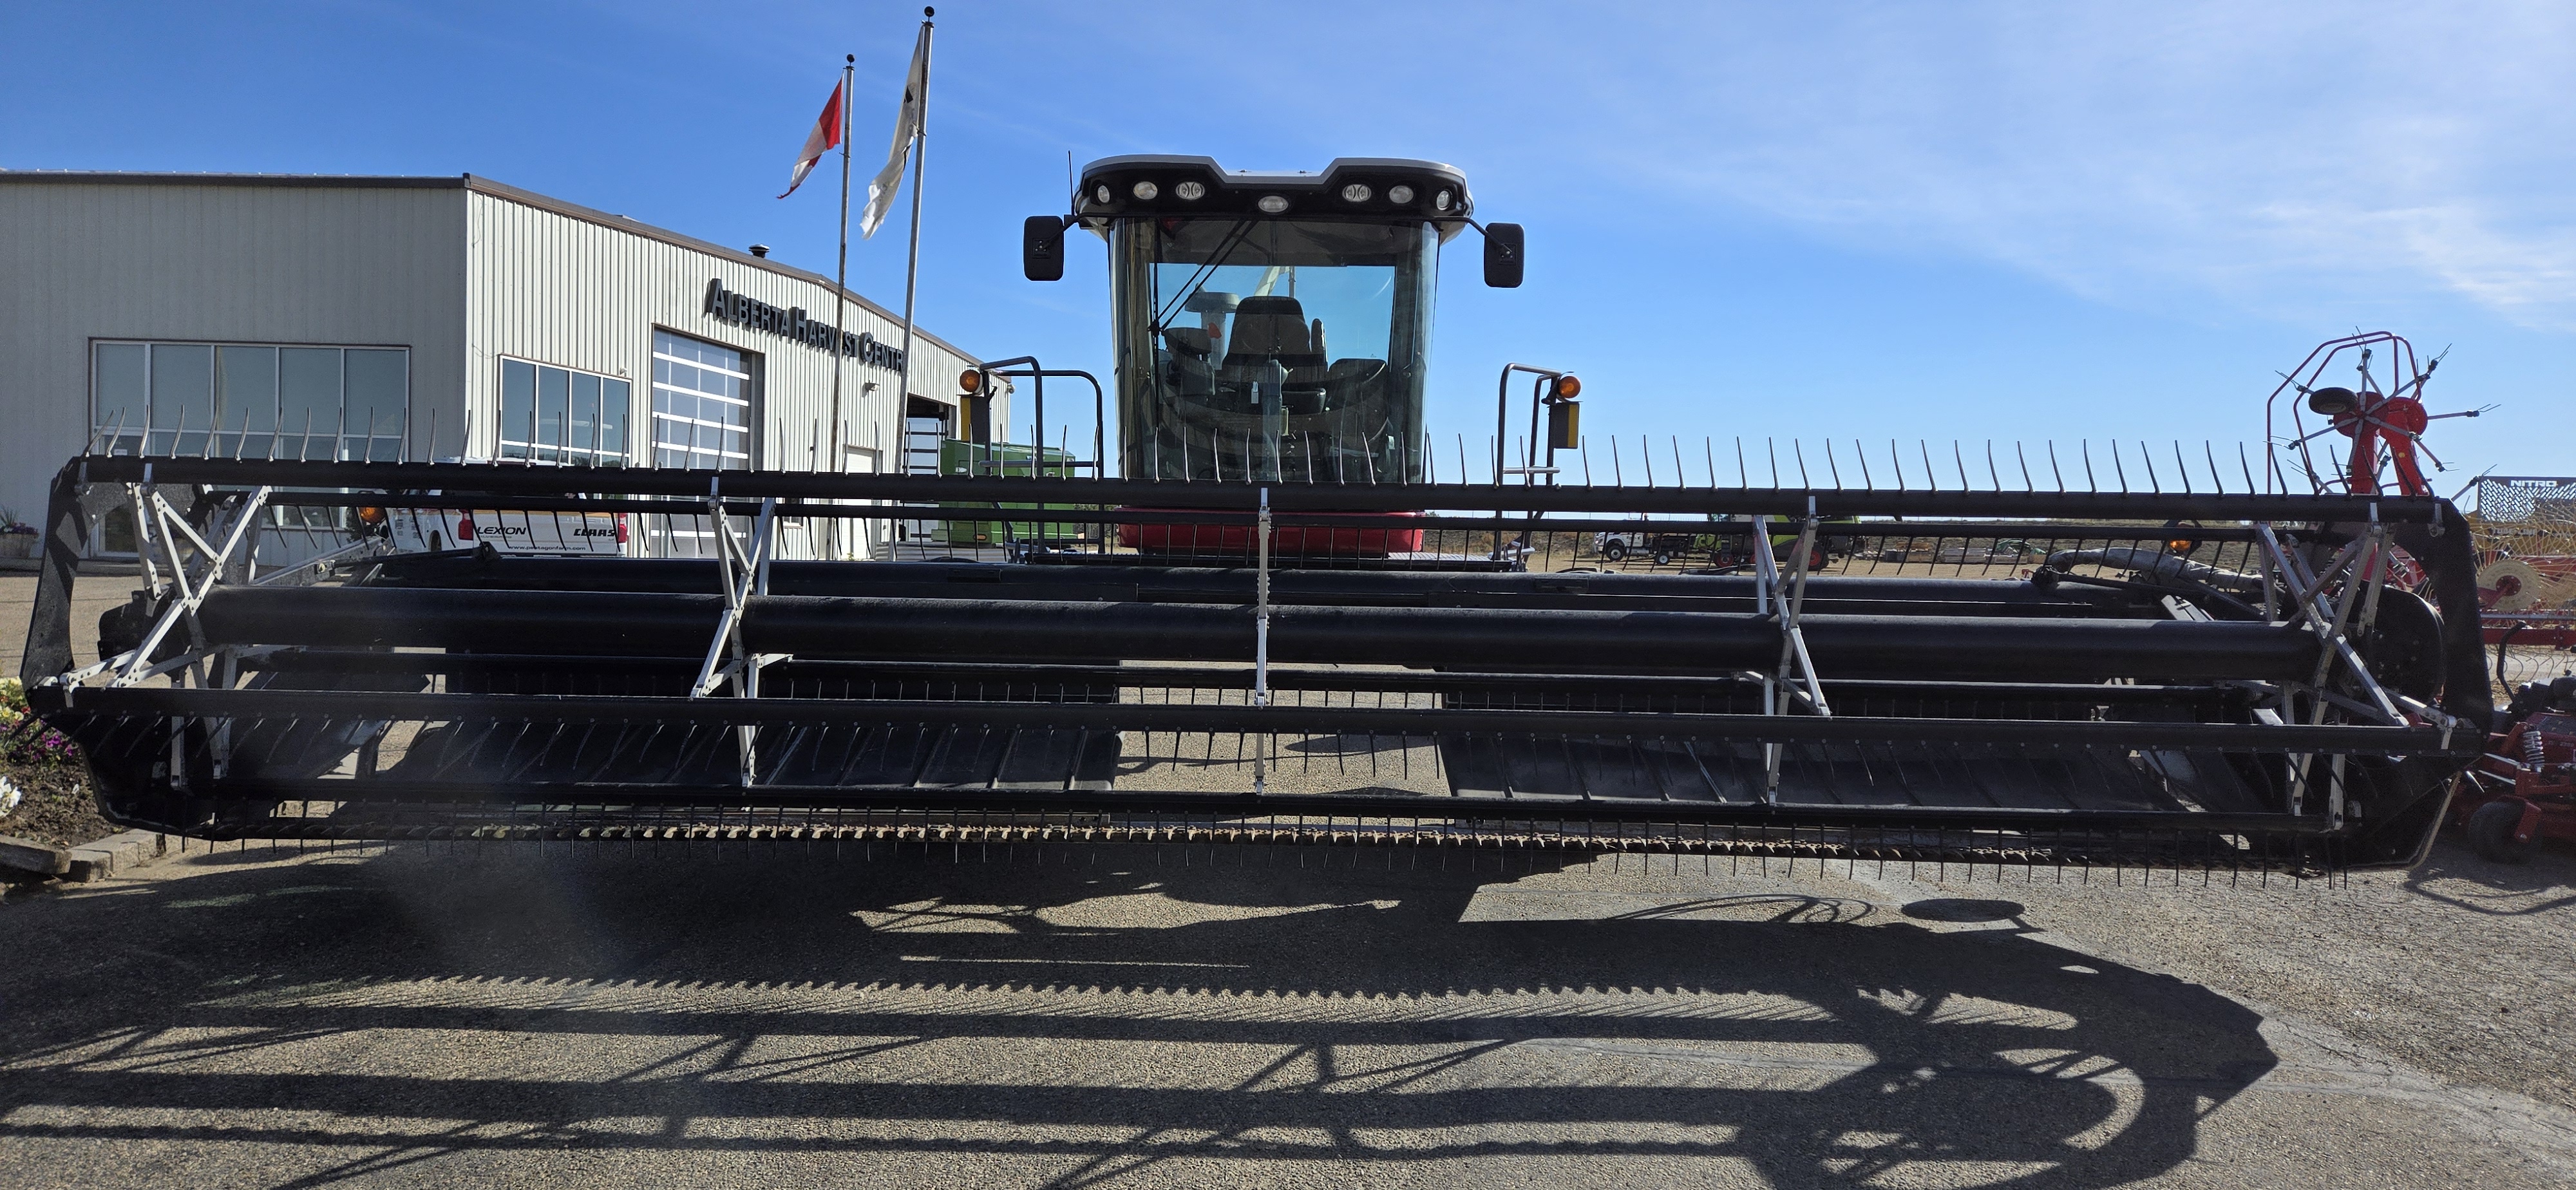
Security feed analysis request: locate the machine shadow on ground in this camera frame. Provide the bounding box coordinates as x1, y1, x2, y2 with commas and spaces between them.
0, 844, 2282, 1188
2402, 847, 2576, 917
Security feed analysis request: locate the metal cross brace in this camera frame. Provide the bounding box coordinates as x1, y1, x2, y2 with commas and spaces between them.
2257, 522, 2403, 724
105, 485, 272, 689
2254, 520, 2404, 824
692, 487, 779, 786
1752, 498, 1832, 801
692, 488, 779, 699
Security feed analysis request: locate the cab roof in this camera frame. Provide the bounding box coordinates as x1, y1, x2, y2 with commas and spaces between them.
1074, 156, 1473, 222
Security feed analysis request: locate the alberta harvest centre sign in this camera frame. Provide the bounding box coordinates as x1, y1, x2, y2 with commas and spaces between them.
702, 278, 905, 371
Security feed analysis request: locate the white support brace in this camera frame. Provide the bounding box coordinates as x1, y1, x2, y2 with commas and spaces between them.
1253, 486, 1272, 796
1753, 515, 1780, 800
692, 483, 746, 697
2253, 520, 2406, 826
1776, 503, 1829, 717
107, 486, 272, 689
128, 472, 164, 596
1752, 499, 1832, 802
2256, 524, 2404, 724
690, 484, 777, 785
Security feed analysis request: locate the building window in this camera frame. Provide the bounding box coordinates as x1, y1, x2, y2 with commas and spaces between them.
499, 358, 630, 466
651, 330, 755, 470
93, 341, 409, 460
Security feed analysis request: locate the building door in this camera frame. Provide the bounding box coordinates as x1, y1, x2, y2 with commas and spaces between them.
646, 330, 756, 558
842, 446, 884, 560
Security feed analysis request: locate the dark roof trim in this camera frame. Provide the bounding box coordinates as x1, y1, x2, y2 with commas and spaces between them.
0, 170, 464, 189
0, 170, 979, 364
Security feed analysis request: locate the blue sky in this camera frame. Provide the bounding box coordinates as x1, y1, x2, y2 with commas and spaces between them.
6, 1, 2570, 488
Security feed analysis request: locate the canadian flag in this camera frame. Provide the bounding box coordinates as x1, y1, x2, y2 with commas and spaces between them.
779, 79, 844, 199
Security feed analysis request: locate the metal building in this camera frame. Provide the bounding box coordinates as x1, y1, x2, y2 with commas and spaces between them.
0, 171, 1003, 561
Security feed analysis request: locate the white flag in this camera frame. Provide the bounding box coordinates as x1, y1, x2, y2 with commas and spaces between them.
858, 25, 931, 239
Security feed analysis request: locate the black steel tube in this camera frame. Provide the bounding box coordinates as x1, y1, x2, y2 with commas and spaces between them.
242, 649, 2241, 708
200, 587, 722, 654
357, 556, 2133, 618
269, 489, 2317, 546
752, 597, 2315, 680
49, 685, 2447, 753
59, 455, 2452, 523
196, 586, 2320, 681
203, 775, 2345, 836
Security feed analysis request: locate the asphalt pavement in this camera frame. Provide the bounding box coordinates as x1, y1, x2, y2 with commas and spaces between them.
3, 836, 2573, 1188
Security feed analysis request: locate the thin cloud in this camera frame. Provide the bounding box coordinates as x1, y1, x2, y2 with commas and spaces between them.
1532, 2, 2576, 328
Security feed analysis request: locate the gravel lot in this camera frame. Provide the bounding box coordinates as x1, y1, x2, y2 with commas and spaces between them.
1, 836, 2570, 1188
8, 574, 2575, 1185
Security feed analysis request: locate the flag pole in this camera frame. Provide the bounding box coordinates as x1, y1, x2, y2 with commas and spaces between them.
826, 53, 855, 556
896, 8, 933, 438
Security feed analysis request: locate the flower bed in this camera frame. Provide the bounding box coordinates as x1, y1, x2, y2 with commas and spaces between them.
0, 507, 37, 559
0, 678, 115, 849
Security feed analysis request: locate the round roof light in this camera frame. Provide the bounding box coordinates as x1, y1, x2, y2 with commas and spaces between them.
1340, 183, 1372, 203
1094, 184, 1112, 205
1434, 189, 1454, 212
1387, 184, 1416, 204
1174, 180, 1207, 201
1256, 194, 1289, 214
959, 369, 983, 393
1131, 180, 1159, 200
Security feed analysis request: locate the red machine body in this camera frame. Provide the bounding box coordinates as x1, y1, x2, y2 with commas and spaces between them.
2331, 392, 2431, 497
1118, 511, 1425, 558
2264, 332, 2464, 500
2454, 681, 2576, 861
2262, 335, 2570, 859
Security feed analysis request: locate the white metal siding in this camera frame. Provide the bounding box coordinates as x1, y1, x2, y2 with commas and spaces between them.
0, 180, 468, 531
462, 191, 996, 477
0, 175, 997, 563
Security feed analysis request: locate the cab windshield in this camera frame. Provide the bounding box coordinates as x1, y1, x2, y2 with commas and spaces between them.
1112, 218, 1435, 482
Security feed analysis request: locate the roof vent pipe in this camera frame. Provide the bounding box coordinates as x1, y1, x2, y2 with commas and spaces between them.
748, 244, 771, 258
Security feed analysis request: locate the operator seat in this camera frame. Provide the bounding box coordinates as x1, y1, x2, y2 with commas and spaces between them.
1225, 296, 1329, 413
1222, 296, 1322, 368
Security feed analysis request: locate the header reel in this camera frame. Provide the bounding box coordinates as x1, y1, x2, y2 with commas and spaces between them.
21, 451, 2486, 876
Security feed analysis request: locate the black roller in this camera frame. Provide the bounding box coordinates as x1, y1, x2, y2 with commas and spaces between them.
197, 585, 2317, 681
356, 555, 2133, 618
750, 596, 2313, 681
199, 587, 723, 656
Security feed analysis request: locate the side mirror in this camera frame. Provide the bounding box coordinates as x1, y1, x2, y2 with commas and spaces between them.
1482, 222, 1525, 288
1023, 215, 1066, 281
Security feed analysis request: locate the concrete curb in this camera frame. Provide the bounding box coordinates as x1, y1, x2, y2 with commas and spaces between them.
0, 834, 73, 876
66, 829, 193, 882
